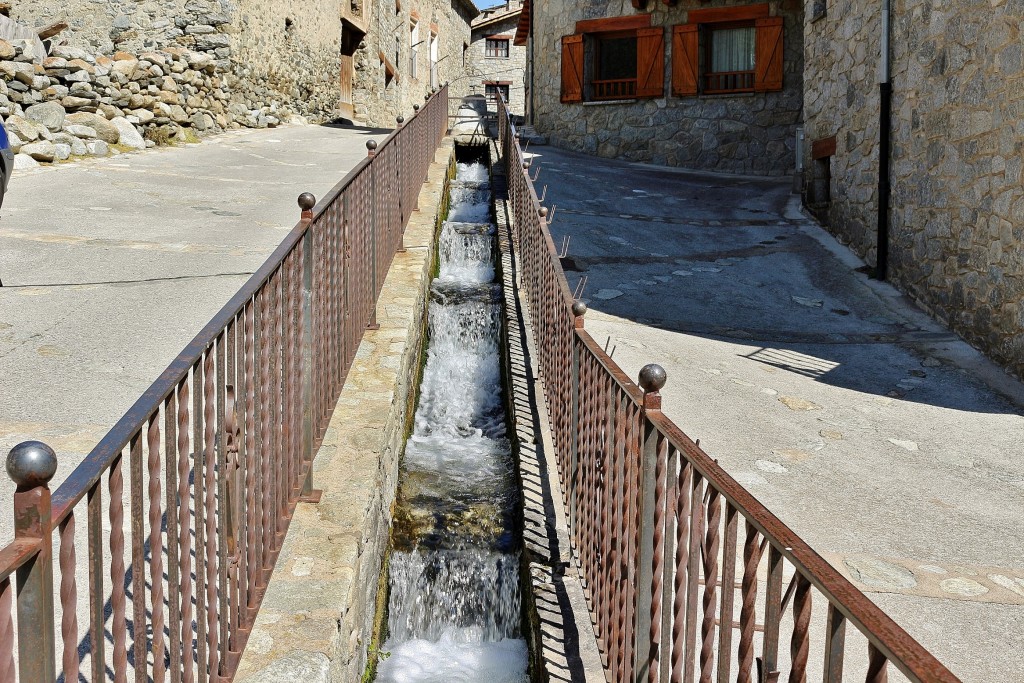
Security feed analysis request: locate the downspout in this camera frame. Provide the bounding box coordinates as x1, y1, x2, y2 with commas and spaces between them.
876, 0, 892, 279
527, 8, 535, 125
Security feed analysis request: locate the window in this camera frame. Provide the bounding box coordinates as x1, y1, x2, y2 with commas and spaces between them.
410, 20, 419, 79
559, 15, 664, 103
671, 5, 784, 97
485, 37, 510, 58
429, 32, 438, 88
705, 24, 756, 93
484, 82, 510, 102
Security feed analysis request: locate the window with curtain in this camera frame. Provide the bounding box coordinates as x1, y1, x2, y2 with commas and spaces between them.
705, 24, 756, 92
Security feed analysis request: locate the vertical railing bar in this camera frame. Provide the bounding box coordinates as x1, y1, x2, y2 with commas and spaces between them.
87, 481, 105, 683
148, 413, 167, 682
110, 450, 129, 683
683, 473, 703, 683
761, 546, 784, 681
204, 346, 219, 677
130, 431, 147, 681
823, 603, 846, 683
194, 357, 208, 683
717, 503, 738, 683
166, 391, 183, 683
216, 330, 230, 666
177, 377, 195, 683
58, 512, 79, 683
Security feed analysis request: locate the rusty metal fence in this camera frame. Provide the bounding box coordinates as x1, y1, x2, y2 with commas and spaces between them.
0, 85, 449, 682
496, 95, 960, 683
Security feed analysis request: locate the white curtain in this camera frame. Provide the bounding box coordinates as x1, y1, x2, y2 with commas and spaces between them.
711, 27, 755, 72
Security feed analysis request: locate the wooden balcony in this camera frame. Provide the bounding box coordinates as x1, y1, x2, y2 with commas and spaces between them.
592, 78, 637, 101
704, 70, 755, 94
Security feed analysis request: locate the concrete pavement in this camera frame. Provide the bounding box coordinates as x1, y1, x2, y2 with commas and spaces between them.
0, 123, 387, 527
528, 145, 1024, 682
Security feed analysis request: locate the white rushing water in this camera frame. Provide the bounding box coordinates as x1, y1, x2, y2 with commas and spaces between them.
377, 162, 528, 683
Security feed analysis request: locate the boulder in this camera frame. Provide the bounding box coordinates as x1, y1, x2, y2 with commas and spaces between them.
0, 40, 14, 61
111, 117, 146, 149
21, 141, 56, 162
65, 112, 119, 144
4, 115, 44, 142
51, 46, 91, 61
86, 139, 109, 156
61, 96, 94, 110
53, 143, 71, 160
63, 124, 97, 139
25, 102, 67, 132
13, 153, 39, 170
7, 130, 21, 153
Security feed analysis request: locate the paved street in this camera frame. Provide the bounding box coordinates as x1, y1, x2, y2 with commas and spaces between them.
530, 145, 1024, 681
0, 123, 385, 522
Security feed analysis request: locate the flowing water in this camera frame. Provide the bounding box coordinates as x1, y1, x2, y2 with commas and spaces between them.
376, 161, 529, 683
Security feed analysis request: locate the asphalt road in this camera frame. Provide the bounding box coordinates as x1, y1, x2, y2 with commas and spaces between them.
529, 144, 1024, 682
0, 123, 385, 521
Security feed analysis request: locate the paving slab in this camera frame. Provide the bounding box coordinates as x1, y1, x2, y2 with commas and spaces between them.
527, 144, 1024, 682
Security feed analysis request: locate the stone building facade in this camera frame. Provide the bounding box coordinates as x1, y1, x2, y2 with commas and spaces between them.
517, 0, 803, 175
463, 1, 526, 117
351, 0, 477, 127
803, 0, 1024, 377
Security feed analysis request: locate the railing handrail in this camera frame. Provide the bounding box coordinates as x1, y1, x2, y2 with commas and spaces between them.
496, 94, 960, 683
47, 87, 449, 525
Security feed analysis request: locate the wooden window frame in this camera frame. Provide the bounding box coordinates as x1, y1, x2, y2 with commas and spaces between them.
485, 36, 511, 58
702, 21, 757, 94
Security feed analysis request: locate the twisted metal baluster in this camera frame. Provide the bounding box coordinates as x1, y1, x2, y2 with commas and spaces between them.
867, 643, 888, 683
670, 462, 692, 683
701, 488, 721, 682
148, 416, 167, 680
177, 379, 194, 682
737, 522, 760, 683
649, 433, 666, 683
203, 350, 219, 677
109, 454, 128, 682
789, 576, 811, 683
59, 514, 80, 681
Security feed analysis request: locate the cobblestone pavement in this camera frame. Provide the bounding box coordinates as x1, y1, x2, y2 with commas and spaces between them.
0, 123, 386, 532
530, 145, 1024, 682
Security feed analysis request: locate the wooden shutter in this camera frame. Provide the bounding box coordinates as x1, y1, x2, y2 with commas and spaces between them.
671, 24, 698, 96
754, 17, 784, 92
561, 34, 584, 103
635, 27, 665, 98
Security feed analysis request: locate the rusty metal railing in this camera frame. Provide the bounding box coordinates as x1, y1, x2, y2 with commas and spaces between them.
0, 84, 449, 682
496, 95, 960, 683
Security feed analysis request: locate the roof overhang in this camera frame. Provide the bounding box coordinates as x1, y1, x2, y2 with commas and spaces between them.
513, 0, 530, 45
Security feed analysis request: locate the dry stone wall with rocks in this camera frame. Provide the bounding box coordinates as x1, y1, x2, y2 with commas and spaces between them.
0, 39, 290, 170
530, 0, 803, 176
803, 0, 1024, 377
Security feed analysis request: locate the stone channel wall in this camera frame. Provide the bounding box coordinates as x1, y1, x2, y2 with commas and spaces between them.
234, 141, 453, 683
352, 0, 476, 127
802, 0, 1024, 376
529, 0, 804, 176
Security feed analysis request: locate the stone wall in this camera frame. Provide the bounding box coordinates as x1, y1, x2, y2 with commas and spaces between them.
802, 0, 1024, 377
463, 3, 526, 116
529, 0, 803, 176
10, 0, 340, 124
352, 0, 476, 126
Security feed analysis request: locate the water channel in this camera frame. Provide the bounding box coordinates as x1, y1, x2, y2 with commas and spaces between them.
376, 159, 529, 682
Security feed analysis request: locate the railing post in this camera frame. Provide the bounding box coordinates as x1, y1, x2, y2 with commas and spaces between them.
396, 116, 407, 253
366, 139, 381, 331
634, 364, 667, 683
568, 301, 586, 548
7, 441, 58, 683
297, 193, 322, 504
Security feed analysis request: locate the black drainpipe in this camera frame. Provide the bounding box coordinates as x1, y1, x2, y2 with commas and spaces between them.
876, 0, 891, 280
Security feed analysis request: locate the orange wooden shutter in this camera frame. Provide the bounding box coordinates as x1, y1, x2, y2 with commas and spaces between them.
561, 35, 584, 103
635, 27, 665, 98
754, 17, 784, 92
671, 24, 698, 96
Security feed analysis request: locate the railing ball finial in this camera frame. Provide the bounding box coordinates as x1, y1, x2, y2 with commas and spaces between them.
571, 301, 587, 329
413, 103, 420, 112
538, 206, 548, 218
7, 441, 57, 490
298, 192, 316, 221
396, 115, 404, 126
366, 138, 377, 157
638, 364, 667, 394
522, 160, 530, 169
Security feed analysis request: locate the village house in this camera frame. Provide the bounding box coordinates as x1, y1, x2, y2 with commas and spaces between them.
513, 0, 804, 176
463, 0, 527, 117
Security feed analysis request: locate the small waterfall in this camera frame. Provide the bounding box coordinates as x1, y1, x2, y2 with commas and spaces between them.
377, 160, 528, 683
